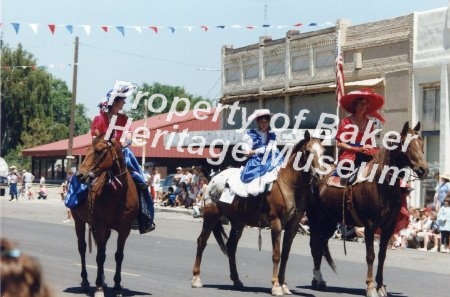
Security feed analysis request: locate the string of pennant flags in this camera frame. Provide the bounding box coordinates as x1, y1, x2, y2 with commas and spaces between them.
0, 21, 335, 36
1, 63, 78, 71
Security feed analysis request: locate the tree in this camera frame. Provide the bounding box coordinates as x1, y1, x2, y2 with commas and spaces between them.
127, 82, 212, 120
0, 44, 91, 160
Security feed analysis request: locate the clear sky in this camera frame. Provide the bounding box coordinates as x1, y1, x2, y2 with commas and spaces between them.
2, 0, 448, 118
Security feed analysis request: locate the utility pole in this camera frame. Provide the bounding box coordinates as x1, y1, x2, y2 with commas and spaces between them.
142, 99, 148, 168
66, 36, 79, 175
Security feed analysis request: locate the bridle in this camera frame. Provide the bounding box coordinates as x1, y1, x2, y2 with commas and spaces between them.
86, 140, 127, 182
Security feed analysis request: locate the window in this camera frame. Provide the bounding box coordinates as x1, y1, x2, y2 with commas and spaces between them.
225, 67, 240, 83
422, 87, 440, 131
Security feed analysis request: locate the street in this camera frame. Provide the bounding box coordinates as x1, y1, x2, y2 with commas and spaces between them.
1, 196, 449, 297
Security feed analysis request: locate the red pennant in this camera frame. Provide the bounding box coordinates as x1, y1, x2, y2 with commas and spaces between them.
101, 26, 109, 32
149, 26, 158, 33
200, 25, 208, 32
246, 26, 255, 29
293, 23, 303, 27
48, 24, 56, 34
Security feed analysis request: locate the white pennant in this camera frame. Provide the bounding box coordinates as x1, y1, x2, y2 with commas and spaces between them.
132, 26, 142, 34
81, 25, 91, 35
29, 23, 39, 34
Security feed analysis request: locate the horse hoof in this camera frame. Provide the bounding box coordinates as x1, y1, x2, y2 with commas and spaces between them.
366, 287, 379, 297
377, 285, 388, 297
233, 280, 244, 290
191, 276, 203, 288
282, 283, 293, 295
311, 279, 326, 290
80, 280, 90, 293
114, 286, 123, 297
94, 287, 105, 297
271, 283, 284, 296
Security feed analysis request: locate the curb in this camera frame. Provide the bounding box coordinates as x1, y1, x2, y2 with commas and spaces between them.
155, 205, 193, 216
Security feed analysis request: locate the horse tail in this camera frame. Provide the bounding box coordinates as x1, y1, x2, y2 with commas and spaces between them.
322, 242, 336, 273
212, 218, 229, 256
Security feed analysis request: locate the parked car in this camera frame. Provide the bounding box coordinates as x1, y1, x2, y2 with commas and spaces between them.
160, 174, 176, 194
0, 175, 8, 196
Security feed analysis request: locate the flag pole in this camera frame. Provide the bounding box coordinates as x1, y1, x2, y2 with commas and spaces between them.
335, 27, 345, 161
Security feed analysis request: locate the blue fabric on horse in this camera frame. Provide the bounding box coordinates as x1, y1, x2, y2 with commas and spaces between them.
240, 128, 284, 183
65, 175, 88, 209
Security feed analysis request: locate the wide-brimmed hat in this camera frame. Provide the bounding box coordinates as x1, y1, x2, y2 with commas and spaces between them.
248, 109, 273, 121
339, 88, 385, 122
440, 173, 450, 180
176, 167, 182, 171
106, 82, 136, 106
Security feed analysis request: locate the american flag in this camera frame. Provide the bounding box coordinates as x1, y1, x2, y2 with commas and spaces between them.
335, 50, 345, 105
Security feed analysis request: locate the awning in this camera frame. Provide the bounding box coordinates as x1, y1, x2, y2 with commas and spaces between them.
327, 77, 384, 88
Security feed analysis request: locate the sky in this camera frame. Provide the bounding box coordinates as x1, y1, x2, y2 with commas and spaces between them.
2, 0, 449, 118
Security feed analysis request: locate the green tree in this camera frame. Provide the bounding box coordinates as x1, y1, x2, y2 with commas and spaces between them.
127, 82, 211, 120
1, 44, 52, 155
1, 44, 91, 161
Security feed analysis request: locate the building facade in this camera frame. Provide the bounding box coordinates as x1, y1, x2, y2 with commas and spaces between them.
218, 7, 450, 207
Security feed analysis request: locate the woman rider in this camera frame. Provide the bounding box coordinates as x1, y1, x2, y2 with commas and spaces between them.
66, 83, 155, 233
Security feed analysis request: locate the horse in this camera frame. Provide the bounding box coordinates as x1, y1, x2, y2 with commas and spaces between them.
307, 122, 429, 297
72, 137, 139, 297
191, 131, 325, 296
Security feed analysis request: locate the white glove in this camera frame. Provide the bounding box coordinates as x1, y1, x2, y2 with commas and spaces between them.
254, 146, 266, 155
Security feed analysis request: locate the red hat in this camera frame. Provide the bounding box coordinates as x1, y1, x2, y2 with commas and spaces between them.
339, 88, 385, 122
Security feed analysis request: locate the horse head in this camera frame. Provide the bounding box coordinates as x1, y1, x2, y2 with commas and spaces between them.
288, 130, 326, 182
391, 121, 429, 180
76, 136, 123, 184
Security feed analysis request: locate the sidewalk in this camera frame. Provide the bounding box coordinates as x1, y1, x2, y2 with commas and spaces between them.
1, 183, 194, 216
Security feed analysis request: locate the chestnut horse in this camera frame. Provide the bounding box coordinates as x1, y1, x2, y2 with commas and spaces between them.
191, 131, 325, 296
72, 137, 138, 297
307, 122, 429, 297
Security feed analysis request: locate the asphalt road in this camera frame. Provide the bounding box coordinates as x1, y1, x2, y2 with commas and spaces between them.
1, 196, 449, 297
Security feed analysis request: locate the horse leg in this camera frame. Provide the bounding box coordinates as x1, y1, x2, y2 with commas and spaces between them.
73, 214, 90, 293
226, 222, 245, 289
270, 216, 284, 296
309, 233, 327, 290
94, 227, 111, 297
276, 215, 301, 296
363, 228, 378, 297
375, 228, 395, 297
191, 211, 221, 288
113, 229, 131, 297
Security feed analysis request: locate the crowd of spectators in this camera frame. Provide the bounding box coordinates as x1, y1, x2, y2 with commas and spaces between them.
149, 165, 210, 218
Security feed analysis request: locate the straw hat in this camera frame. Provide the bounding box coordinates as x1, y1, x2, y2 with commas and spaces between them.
339, 88, 385, 122
440, 173, 450, 180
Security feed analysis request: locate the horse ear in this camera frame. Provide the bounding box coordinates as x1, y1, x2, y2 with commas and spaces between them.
304, 130, 311, 141
413, 121, 421, 132
401, 121, 410, 136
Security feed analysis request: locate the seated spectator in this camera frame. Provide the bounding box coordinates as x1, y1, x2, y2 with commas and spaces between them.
1, 238, 54, 297
37, 185, 48, 200
174, 182, 188, 207
400, 208, 423, 248
418, 211, 440, 251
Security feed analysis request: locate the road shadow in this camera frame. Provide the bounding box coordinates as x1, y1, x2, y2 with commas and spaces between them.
203, 284, 269, 294
63, 286, 151, 296
296, 285, 407, 297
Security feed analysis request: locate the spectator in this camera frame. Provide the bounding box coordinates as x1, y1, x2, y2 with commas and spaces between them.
1, 238, 54, 297
193, 177, 208, 218
37, 184, 48, 200
8, 171, 18, 201
22, 170, 35, 200
418, 211, 440, 252
175, 182, 189, 207
434, 173, 450, 212
39, 175, 45, 186
149, 167, 161, 202
437, 195, 450, 253
174, 167, 183, 186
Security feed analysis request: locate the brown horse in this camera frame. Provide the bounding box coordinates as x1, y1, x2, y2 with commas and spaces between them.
72, 137, 138, 297
307, 122, 429, 297
191, 131, 325, 296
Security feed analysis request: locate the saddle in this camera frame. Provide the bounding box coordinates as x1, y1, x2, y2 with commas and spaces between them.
326, 162, 375, 188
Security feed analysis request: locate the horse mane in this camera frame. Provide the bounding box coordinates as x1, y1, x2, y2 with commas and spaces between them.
289, 137, 308, 157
